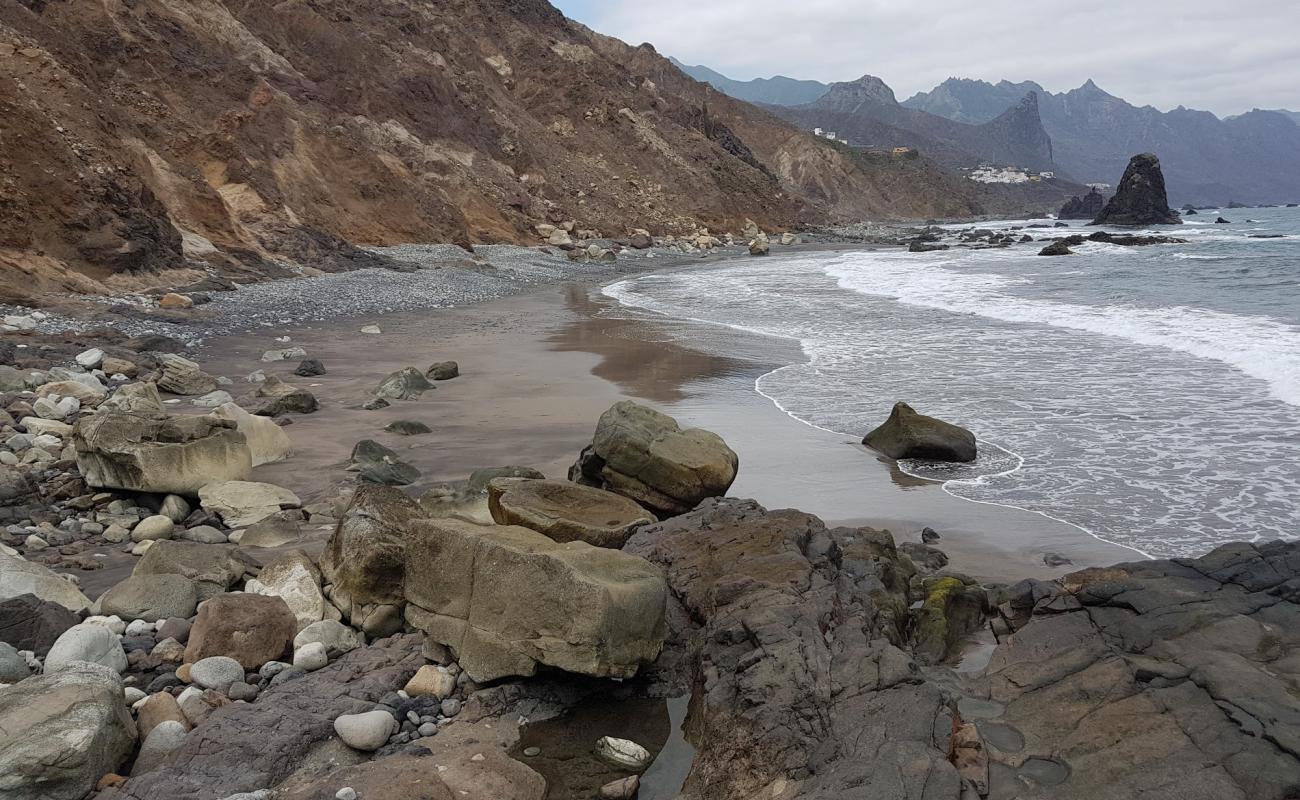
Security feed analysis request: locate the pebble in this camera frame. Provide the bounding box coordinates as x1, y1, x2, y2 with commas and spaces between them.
523, 746, 541, 757
417, 722, 437, 737
123, 687, 146, 705
228, 681, 259, 702
336, 789, 357, 800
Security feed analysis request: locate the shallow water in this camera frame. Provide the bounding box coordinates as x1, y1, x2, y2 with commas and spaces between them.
601, 207, 1300, 558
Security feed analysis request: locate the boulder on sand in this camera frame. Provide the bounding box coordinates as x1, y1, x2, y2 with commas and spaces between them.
184, 593, 297, 669
73, 412, 252, 495
402, 518, 667, 682
0, 662, 136, 800
350, 439, 421, 486
487, 478, 655, 548
211, 402, 292, 466
374, 367, 433, 401
569, 401, 738, 517
426, 361, 459, 381
862, 401, 977, 462
1090, 153, 1182, 226
157, 354, 219, 396
254, 376, 319, 416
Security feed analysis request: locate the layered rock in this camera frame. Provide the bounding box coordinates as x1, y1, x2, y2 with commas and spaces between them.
570, 401, 738, 517
487, 478, 655, 548
862, 401, 977, 462
0, 662, 137, 800
1091, 152, 1183, 226
403, 518, 667, 682
132, 540, 255, 601
624, 499, 953, 799
73, 412, 252, 495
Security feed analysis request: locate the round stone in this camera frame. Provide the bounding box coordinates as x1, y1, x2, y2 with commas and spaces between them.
189, 656, 244, 691
293, 642, 328, 671
131, 515, 175, 543
333, 710, 395, 752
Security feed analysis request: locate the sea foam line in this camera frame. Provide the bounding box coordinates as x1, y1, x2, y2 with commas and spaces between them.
605, 273, 1154, 560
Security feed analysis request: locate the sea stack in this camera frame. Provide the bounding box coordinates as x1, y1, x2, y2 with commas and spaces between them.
1090, 153, 1182, 226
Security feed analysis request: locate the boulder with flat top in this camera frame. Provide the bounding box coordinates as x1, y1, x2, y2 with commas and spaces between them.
487, 478, 654, 548
862, 401, 977, 462
73, 412, 252, 495
403, 518, 667, 682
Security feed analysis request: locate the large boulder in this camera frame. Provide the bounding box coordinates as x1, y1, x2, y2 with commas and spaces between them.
402, 518, 667, 682
211, 402, 292, 466
487, 478, 654, 548
132, 541, 255, 601
569, 401, 738, 517
198, 480, 301, 527
0, 593, 79, 656
74, 412, 252, 495
98, 381, 165, 415
184, 593, 297, 669
253, 376, 319, 416
0, 662, 137, 800
99, 574, 199, 623
862, 401, 977, 463
0, 552, 92, 612
1090, 152, 1183, 226
319, 485, 423, 631
157, 354, 219, 396
245, 551, 338, 631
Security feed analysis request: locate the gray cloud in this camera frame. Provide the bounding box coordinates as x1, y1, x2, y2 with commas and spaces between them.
563, 0, 1300, 116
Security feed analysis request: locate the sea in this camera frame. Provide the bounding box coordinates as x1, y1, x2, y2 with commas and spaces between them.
603, 207, 1300, 559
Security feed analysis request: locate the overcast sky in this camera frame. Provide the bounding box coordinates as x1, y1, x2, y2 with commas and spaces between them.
553, 0, 1300, 116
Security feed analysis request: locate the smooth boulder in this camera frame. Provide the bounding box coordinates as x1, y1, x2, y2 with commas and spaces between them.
44, 622, 128, 673
569, 401, 738, 517
211, 402, 293, 466
246, 551, 337, 631
403, 518, 667, 682
74, 412, 252, 495
487, 478, 654, 548
199, 480, 301, 527
0, 662, 136, 800
0, 552, 92, 611
374, 367, 433, 401
862, 401, 977, 462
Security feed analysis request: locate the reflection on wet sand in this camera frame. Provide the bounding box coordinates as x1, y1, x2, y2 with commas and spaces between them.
549, 284, 773, 403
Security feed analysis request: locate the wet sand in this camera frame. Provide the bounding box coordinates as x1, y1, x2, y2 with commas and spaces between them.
194, 275, 1142, 584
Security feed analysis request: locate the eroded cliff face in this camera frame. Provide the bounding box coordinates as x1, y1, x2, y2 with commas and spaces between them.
0, 0, 983, 297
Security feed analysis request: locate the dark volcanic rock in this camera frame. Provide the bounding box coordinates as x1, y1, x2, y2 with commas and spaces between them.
1090, 153, 1183, 226
1039, 240, 1073, 256
0, 593, 79, 656
293, 359, 326, 377
862, 401, 977, 462
1058, 187, 1105, 219
116, 635, 425, 800
625, 499, 956, 799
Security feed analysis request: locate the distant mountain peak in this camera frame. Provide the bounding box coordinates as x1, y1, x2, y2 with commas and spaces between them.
840, 75, 899, 105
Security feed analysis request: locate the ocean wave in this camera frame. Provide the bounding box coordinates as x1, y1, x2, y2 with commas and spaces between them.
823, 253, 1300, 407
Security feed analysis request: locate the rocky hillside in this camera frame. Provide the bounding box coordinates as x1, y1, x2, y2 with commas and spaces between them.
769, 76, 1059, 173
904, 78, 1300, 205
0, 0, 1000, 299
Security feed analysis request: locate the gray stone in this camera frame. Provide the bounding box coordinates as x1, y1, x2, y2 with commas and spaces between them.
199, 481, 301, 528
425, 361, 459, 381
0, 642, 29, 683
158, 355, 219, 396
132, 514, 176, 542
373, 367, 433, 401
190, 656, 245, 692
293, 620, 362, 658
133, 540, 255, 601
45, 622, 127, 673
862, 401, 977, 463
333, 710, 396, 751
0, 662, 136, 800
99, 574, 199, 622
74, 412, 252, 495
132, 720, 189, 776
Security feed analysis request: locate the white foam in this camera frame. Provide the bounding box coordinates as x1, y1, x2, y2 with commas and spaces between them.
822, 253, 1300, 407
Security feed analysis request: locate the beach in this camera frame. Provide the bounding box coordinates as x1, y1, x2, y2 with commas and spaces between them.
192, 267, 1140, 584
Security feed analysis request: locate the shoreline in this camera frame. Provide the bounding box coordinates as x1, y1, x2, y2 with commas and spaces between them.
188, 262, 1140, 584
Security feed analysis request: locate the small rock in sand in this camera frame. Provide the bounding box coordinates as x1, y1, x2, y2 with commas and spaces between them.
360, 325, 382, 334
384, 420, 431, 436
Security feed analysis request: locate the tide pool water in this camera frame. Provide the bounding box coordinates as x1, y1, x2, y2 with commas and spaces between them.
603, 207, 1300, 558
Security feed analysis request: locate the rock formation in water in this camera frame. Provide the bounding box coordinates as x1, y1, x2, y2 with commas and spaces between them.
1091, 153, 1183, 226
1058, 187, 1106, 219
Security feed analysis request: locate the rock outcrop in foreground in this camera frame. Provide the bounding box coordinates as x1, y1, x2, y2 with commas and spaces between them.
1091, 153, 1183, 226
622, 499, 1300, 800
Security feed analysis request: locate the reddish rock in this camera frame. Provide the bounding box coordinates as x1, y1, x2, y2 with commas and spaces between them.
184, 594, 296, 669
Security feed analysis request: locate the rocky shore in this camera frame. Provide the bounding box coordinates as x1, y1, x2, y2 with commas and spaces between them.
1, 236, 1297, 800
